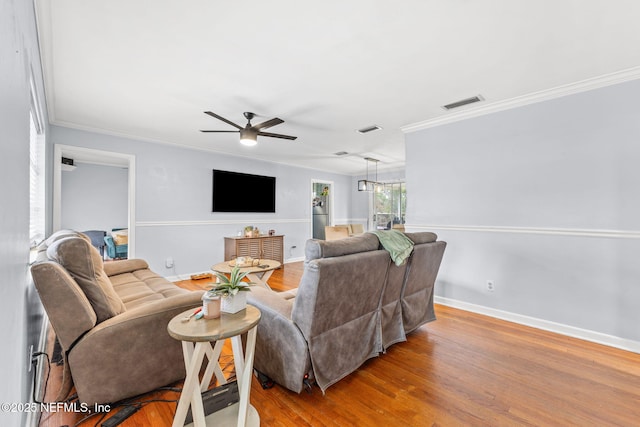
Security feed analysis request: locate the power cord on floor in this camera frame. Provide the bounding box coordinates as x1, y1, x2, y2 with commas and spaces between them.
33, 350, 237, 426
31, 349, 190, 426
72, 382, 236, 426
91, 411, 107, 427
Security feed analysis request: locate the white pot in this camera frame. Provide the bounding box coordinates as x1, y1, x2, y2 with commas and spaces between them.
221, 291, 247, 314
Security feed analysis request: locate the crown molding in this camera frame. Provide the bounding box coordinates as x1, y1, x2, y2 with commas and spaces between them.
407, 224, 640, 239
401, 66, 640, 133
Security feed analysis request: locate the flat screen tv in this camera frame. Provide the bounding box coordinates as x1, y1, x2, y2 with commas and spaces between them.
212, 169, 276, 213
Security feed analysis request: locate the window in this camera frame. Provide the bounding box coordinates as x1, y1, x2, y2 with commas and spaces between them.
372, 182, 406, 230
29, 90, 46, 248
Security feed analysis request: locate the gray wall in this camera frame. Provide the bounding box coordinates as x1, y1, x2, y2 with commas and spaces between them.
1, 1, 49, 425
405, 79, 640, 346
61, 163, 128, 232
51, 126, 353, 277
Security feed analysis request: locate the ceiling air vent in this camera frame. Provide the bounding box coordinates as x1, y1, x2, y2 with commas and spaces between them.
442, 95, 484, 110
357, 125, 382, 134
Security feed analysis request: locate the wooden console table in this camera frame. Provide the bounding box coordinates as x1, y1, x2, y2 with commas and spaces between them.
224, 235, 284, 264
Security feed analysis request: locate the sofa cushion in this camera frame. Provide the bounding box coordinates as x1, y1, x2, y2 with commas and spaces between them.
305, 232, 380, 261
110, 269, 190, 310
47, 236, 126, 322
104, 259, 149, 277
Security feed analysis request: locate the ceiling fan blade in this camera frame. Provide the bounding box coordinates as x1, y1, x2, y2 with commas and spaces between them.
204, 111, 243, 130
257, 131, 298, 140
200, 130, 239, 133
252, 118, 284, 131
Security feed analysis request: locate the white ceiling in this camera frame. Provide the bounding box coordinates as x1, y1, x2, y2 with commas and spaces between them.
36, 1, 640, 175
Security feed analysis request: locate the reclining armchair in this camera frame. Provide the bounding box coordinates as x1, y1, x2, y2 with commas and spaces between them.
31, 230, 203, 404
246, 231, 446, 393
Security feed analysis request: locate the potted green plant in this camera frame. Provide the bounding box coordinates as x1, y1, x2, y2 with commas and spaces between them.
208, 265, 253, 313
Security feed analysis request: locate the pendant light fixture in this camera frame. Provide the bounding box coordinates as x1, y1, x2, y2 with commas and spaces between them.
358, 157, 380, 191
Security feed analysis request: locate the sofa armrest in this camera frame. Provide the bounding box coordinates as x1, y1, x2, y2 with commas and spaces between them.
68, 290, 204, 404
247, 286, 293, 319
246, 287, 312, 393
103, 259, 149, 277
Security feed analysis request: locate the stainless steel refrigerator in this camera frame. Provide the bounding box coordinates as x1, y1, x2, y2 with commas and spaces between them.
312, 204, 328, 240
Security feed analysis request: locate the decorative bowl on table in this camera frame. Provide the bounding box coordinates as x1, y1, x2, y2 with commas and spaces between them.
229, 257, 258, 268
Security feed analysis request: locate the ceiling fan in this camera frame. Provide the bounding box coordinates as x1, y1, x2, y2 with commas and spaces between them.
201, 111, 297, 146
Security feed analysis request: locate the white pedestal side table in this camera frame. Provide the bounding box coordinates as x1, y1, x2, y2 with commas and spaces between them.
168, 305, 261, 427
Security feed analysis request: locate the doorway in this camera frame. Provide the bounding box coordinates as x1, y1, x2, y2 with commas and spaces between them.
53, 144, 136, 257
311, 180, 333, 240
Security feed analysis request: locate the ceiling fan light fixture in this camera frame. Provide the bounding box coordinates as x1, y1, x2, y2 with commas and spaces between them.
202, 111, 296, 145
240, 137, 257, 147
239, 129, 258, 146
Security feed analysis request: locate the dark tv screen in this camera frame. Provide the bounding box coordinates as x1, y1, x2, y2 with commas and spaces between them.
212, 169, 276, 213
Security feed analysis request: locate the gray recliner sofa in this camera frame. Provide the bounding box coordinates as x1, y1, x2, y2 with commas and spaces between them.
246, 231, 446, 393
31, 230, 204, 405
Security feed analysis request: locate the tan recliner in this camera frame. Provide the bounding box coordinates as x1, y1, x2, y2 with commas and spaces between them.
31, 230, 204, 404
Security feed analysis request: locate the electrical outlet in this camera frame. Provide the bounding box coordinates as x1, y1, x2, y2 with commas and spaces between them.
165, 257, 174, 268
486, 280, 495, 292
28, 345, 34, 372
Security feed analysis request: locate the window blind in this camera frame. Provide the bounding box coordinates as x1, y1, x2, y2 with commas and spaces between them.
29, 111, 45, 247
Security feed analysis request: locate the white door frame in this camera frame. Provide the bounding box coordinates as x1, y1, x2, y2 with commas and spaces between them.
53, 144, 137, 257
310, 179, 334, 239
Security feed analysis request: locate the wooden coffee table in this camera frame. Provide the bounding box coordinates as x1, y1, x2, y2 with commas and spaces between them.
211, 259, 281, 290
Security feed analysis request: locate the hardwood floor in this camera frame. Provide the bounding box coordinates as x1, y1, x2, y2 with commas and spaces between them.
39, 262, 640, 426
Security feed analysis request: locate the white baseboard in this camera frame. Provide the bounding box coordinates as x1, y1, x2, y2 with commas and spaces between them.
434, 296, 640, 354
166, 273, 197, 282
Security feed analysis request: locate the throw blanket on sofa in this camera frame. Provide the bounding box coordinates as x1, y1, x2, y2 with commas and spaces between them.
370, 230, 414, 266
